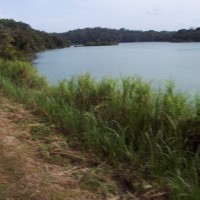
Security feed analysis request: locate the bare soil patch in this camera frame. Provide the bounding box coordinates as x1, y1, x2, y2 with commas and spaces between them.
0, 94, 129, 200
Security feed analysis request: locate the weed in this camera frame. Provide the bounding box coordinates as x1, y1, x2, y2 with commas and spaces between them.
0, 59, 200, 198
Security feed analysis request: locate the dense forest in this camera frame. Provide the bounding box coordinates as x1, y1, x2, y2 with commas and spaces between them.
1, 18, 200, 60
58, 27, 200, 45
0, 19, 70, 60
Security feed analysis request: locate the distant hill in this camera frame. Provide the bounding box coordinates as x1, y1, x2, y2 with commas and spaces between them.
0, 19, 70, 58
58, 27, 174, 45
1, 18, 200, 59
57, 27, 200, 45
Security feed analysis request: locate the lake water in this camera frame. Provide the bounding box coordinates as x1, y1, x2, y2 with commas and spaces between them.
34, 42, 200, 92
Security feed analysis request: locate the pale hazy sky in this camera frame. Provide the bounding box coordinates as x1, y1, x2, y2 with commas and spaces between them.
0, 0, 200, 33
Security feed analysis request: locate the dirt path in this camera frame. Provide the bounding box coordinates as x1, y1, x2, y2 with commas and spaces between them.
0, 94, 132, 200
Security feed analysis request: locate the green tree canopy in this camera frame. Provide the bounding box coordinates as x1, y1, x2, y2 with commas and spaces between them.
0, 30, 17, 60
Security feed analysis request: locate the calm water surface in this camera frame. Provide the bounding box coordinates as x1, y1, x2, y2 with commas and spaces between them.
34, 42, 200, 92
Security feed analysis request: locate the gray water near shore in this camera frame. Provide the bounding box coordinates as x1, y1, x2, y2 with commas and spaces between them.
34, 42, 200, 93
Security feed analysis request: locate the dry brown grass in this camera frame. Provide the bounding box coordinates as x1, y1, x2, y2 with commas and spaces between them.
0, 92, 169, 200
0, 93, 126, 200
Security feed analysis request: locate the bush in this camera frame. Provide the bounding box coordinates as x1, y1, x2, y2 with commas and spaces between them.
0, 59, 48, 89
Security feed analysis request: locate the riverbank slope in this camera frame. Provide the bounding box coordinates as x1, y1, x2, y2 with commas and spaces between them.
0, 92, 133, 200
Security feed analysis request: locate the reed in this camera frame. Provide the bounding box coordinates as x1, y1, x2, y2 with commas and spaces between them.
0, 58, 200, 199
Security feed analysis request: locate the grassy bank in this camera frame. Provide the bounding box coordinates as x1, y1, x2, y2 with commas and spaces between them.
0, 58, 200, 199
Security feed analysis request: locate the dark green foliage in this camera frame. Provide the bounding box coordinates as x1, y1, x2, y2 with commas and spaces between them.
0, 18, 70, 59
1, 18, 200, 55
84, 41, 118, 46
172, 28, 200, 42
58, 27, 200, 45
0, 30, 17, 60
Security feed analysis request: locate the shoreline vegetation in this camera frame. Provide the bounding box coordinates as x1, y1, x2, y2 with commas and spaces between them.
57, 27, 200, 47
0, 58, 200, 199
73, 41, 118, 47
1, 18, 200, 199
1, 18, 200, 56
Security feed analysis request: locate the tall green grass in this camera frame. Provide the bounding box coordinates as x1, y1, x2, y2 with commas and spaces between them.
0, 58, 200, 199
0, 59, 48, 89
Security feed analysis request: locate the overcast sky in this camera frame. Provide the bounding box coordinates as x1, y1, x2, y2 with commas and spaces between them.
0, 0, 200, 33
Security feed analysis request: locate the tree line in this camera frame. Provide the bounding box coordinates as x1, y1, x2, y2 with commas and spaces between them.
58, 27, 200, 45
0, 19, 70, 60
1, 18, 200, 60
